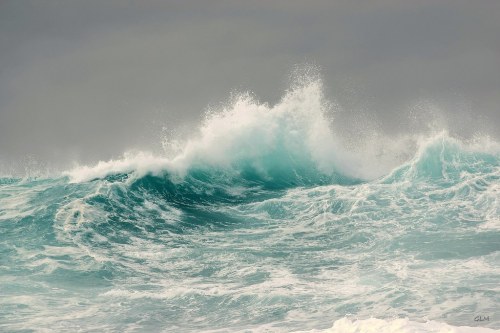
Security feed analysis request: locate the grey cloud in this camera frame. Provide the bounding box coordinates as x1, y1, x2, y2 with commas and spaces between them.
1, 0, 499, 168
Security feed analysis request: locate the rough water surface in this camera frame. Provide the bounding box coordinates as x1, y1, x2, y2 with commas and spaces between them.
1, 81, 499, 332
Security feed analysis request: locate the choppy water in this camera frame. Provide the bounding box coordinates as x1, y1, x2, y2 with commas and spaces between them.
1, 81, 499, 332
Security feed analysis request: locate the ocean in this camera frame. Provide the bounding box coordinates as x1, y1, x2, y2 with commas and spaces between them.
1, 80, 499, 332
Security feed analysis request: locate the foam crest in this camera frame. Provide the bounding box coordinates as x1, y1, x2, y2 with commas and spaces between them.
66, 79, 357, 183
65, 152, 170, 183
382, 132, 500, 183
64, 78, 499, 185
171, 80, 338, 172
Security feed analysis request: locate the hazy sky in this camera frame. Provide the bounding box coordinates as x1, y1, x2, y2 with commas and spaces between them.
1, 0, 499, 166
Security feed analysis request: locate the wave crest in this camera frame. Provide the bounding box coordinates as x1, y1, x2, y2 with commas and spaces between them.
65, 79, 360, 184
64, 79, 499, 190
383, 134, 499, 184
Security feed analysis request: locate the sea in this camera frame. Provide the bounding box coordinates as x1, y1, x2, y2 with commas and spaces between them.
1, 79, 499, 332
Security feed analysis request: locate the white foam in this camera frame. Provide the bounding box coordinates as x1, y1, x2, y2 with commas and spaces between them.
297, 317, 499, 333
65, 79, 354, 182
63, 151, 170, 183
64, 78, 500, 184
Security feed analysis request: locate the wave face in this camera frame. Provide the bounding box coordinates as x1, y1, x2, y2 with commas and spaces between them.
1, 80, 499, 332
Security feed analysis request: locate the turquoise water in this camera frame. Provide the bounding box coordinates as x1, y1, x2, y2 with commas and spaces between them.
1, 82, 499, 332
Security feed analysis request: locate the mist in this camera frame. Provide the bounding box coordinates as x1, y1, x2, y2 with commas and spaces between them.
1, 0, 499, 174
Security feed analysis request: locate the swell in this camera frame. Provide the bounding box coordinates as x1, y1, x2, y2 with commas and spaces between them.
70, 133, 499, 207
383, 134, 499, 184
4, 134, 496, 331
60, 77, 499, 195
13, 132, 494, 244
64, 79, 371, 184
1, 132, 498, 226
1, 78, 499, 332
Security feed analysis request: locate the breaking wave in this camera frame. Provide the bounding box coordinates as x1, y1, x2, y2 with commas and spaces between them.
1, 77, 498, 332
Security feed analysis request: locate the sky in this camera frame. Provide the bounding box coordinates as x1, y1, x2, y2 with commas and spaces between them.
1, 0, 499, 168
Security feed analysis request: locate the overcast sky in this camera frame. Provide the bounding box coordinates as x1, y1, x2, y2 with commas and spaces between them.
1, 0, 499, 167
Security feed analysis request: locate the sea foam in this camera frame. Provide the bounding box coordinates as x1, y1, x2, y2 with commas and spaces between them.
65, 78, 498, 185
299, 317, 499, 333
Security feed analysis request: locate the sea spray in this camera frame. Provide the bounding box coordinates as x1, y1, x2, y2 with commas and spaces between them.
1, 78, 499, 332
